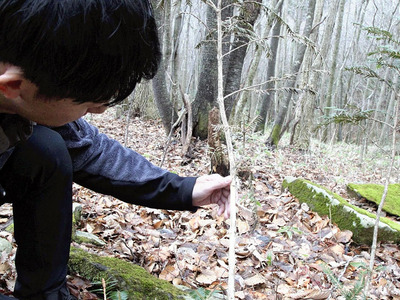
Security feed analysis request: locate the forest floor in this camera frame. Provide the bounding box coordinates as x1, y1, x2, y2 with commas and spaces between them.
0, 109, 399, 299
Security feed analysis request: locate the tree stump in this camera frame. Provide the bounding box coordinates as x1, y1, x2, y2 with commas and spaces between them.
208, 107, 229, 176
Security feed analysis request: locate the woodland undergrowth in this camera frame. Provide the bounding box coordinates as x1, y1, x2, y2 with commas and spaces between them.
0, 109, 399, 299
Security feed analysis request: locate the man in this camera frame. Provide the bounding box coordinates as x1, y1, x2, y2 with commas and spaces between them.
0, 1, 231, 299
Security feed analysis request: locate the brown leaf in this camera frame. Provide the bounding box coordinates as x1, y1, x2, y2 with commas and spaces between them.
153, 219, 164, 229
159, 265, 179, 282
237, 220, 250, 235
188, 216, 200, 231
244, 274, 265, 287
327, 244, 345, 260
335, 230, 353, 244
196, 269, 217, 285
289, 289, 330, 299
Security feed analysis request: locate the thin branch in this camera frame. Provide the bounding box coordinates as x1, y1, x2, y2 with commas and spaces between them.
179, 12, 211, 35
201, 0, 217, 10
223, 74, 312, 100
369, 117, 395, 129
216, 1, 237, 299
179, 85, 193, 158
160, 108, 186, 168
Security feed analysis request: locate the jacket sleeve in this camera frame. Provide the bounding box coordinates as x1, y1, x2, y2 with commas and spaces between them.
52, 118, 197, 211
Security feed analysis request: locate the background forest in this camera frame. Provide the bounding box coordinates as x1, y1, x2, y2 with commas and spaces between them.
135, 0, 400, 160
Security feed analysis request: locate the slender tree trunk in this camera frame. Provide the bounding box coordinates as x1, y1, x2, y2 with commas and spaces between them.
322, 0, 345, 142
214, 1, 238, 297
192, 1, 218, 139
151, 0, 176, 133
291, 0, 324, 149
380, 76, 399, 143
223, 0, 262, 118
192, 0, 231, 139
170, 1, 184, 111
266, 0, 316, 148
255, 0, 283, 133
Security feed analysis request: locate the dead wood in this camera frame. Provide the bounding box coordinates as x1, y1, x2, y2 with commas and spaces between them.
207, 107, 229, 176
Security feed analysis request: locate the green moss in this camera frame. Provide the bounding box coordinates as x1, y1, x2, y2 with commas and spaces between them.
69, 247, 187, 299
5, 222, 14, 234
72, 231, 106, 246
282, 177, 400, 244
270, 124, 281, 147
347, 183, 400, 217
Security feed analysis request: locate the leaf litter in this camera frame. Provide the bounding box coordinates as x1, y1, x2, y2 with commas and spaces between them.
0, 110, 399, 299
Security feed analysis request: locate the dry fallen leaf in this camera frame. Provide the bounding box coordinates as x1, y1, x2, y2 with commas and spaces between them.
289, 289, 331, 299
196, 269, 217, 285
159, 264, 179, 282
244, 274, 265, 287
335, 230, 353, 244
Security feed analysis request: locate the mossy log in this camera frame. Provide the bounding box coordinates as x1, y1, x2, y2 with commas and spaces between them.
282, 177, 400, 245
68, 247, 189, 299
347, 183, 400, 217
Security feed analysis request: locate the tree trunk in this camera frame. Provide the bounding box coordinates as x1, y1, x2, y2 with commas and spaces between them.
266, 0, 316, 148
192, 1, 219, 139
291, 0, 324, 150
380, 76, 399, 143
255, 0, 284, 133
322, 0, 345, 142
151, 0, 177, 133
223, 0, 262, 118
208, 107, 229, 176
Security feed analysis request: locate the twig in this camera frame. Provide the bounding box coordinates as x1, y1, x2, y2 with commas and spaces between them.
179, 86, 193, 159
101, 278, 106, 300
160, 108, 186, 168
124, 93, 135, 147
215, 1, 237, 299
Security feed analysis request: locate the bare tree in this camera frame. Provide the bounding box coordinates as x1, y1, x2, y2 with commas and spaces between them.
290, 0, 324, 150
255, 0, 284, 133
265, 0, 316, 148
151, 0, 178, 133
321, 0, 346, 142
223, 0, 262, 118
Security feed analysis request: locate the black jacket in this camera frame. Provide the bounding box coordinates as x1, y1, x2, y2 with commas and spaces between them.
0, 115, 197, 211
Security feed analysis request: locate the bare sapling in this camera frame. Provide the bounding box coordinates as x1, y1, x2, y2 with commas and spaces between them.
214, 0, 238, 298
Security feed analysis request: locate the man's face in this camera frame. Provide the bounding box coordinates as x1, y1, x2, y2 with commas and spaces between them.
0, 64, 109, 126
17, 84, 108, 127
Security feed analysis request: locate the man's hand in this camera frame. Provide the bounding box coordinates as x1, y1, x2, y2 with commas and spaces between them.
192, 174, 232, 218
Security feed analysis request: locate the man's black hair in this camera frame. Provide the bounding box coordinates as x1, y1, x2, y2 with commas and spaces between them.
0, 0, 161, 105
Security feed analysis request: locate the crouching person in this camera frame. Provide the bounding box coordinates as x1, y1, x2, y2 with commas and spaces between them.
0, 1, 231, 299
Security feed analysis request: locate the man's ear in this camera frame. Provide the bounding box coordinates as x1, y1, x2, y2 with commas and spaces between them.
0, 66, 24, 99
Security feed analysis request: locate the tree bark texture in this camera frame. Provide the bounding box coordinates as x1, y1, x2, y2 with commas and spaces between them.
255, 0, 284, 132
291, 0, 324, 150
266, 0, 316, 148
192, 1, 218, 139
151, 0, 177, 133
223, 0, 262, 118
208, 107, 229, 176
